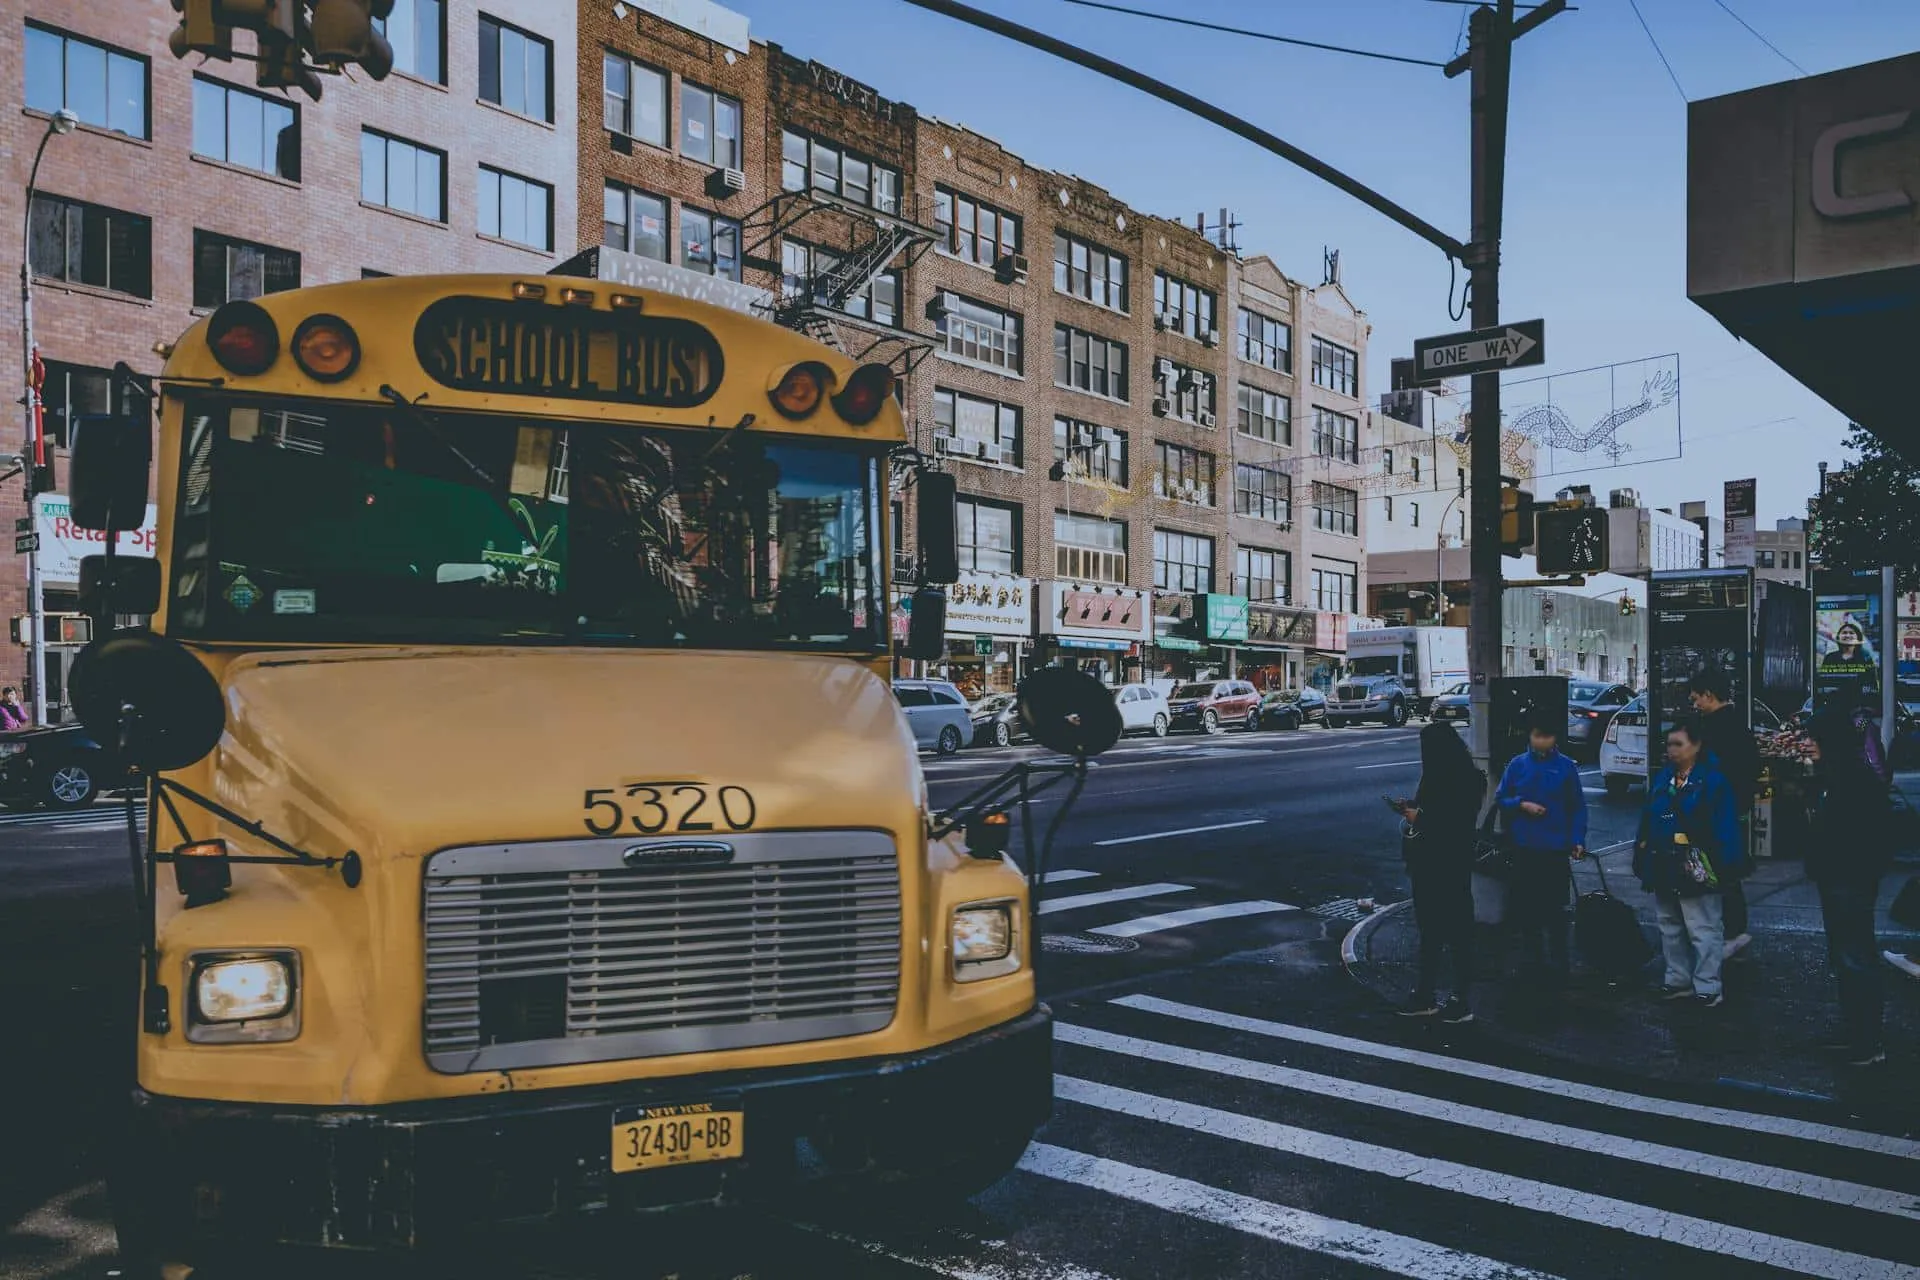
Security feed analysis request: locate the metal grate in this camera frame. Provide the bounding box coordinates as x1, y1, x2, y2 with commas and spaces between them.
422, 832, 901, 1073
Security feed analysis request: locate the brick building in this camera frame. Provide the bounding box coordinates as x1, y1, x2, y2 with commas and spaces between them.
2, 0, 577, 711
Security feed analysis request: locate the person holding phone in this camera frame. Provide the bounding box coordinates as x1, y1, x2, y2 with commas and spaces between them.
1397, 722, 1487, 1023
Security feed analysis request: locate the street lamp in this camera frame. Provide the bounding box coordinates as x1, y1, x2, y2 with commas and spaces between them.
21, 107, 78, 727
1434, 488, 1467, 624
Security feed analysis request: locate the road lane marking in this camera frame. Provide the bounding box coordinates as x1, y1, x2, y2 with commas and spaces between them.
1353, 760, 1417, 771
1017, 1144, 1567, 1280
1088, 900, 1298, 938
1114, 995, 1920, 1159
1093, 819, 1265, 846
1055, 1023, 1920, 1219
1041, 869, 1099, 884
1037, 883, 1193, 916
1054, 1077, 1918, 1280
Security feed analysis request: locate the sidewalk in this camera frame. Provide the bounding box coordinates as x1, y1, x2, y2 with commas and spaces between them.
1346, 798, 1920, 1125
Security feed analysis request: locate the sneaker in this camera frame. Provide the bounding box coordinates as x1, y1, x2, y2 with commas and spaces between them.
1439, 999, 1475, 1025
1723, 933, 1753, 960
1658, 985, 1694, 1001
1845, 1045, 1888, 1068
1398, 999, 1442, 1018
1695, 992, 1724, 1009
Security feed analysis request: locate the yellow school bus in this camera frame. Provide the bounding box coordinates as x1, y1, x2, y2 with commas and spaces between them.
75, 274, 1050, 1271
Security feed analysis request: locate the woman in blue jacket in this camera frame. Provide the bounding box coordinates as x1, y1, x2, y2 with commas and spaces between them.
1633, 719, 1744, 1006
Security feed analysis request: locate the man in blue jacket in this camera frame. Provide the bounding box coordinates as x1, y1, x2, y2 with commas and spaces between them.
1496, 716, 1588, 983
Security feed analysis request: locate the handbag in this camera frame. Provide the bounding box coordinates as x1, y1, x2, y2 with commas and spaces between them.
1471, 809, 1511, 880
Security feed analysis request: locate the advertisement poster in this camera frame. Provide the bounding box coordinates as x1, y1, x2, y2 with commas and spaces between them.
1812, 569, 1885, 714
1755, 580, 1812, 717
1649, 570, 1753, 760
32, 495, 158, 584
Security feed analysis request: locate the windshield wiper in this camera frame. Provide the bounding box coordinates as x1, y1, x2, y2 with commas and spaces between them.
378, 384, 509, 495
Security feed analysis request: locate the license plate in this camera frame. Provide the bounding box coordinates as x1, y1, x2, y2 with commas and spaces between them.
1619, 755, 1643, 765
611, 1103, 744, 1174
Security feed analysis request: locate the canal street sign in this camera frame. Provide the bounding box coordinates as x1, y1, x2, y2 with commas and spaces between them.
1412, 318, 1546, 379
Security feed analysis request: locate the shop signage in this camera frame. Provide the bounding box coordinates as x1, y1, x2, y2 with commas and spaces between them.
1313, 612, 1349, 653
945, 571, 1031, 638
1247, 605, 1317, 647
1048, 583, 1150, 641
1197, 593, 1249, 643
1898, 619, 1920, 674
1899, 591, 1920, 619
32, 495, 157, 584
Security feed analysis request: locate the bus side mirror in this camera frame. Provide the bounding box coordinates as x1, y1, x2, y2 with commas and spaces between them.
904, 587, 947, 660
79, 555, 161, 618
68, 413, 151, 533
69, 631, 226, 773
916, 470, 960, 585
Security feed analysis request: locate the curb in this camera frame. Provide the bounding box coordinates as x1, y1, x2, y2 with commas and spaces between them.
1339, 898, 1411, 977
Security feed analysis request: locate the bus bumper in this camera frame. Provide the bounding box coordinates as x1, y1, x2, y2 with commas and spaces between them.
124, 1006, 1052, 1251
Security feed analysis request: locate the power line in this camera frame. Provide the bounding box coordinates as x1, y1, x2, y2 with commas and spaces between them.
1626, 0, 1687, 101
1058, 0, 1449, 69
1708, 0, 1807, 76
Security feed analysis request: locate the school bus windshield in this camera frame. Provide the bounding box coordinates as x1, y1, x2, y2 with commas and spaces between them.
166, 398, 885, 651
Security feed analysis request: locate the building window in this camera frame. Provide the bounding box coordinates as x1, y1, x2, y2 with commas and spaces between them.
1412, 453, 1423, 482
780, 130, 900, 214
1055, 511, 1128, 585
603, 183, 667, 260
360, 129, 445, 222
1234, 463, 1290, 524
842, 269, 899, 327
1154, 442, 1216, 507
1054, 231, 1129, 311
1756, 549, 1776, 568
374, 0, 445, 84
934, 388, 1021, 467
1310, 336, 1359, 397
782, 240, 899, 326
957, 497, 1021, 574
1153, 529, 1215, 593
1312, 406, 1359, 462
1153, 271, 1216, 341
1158, 361, 1215, 423
25, 24, 147, 139
1383, 448, 1394, 475
1238, 308, 1291, 374
680, 82, 742, 168
937, 293, 1023, 374
681, 208, 741, 279
1312, 483, 1359, 537
1236, 547, 1289, 604
1236, 385, 1290, 444
1054, 325, 1128, 400
1410, 502, 1420, 528
1054, 419, 1127, 486
479, 15, 551, 122
192, 230, 298, 308
28, 194, 151, 299
361, 268, 391, 278
1312, 561, 1359, 613
40, 360, 137, 449
602, 52, 667, 146
478, 166, 552, 251
936, 187, 1021, 268
192, 77, 297, 180
1384, 496, 1394, 523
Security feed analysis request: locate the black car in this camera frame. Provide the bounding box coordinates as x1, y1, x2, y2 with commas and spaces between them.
0, 722, 123, 810
968, 693, 1026, 748
1256, 687, 1328, 730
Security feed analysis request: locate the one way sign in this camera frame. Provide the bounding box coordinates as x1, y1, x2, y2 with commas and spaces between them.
1412, 318, 1545, 379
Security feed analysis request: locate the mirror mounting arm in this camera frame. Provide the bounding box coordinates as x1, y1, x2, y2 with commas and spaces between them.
151, 776, 363, 886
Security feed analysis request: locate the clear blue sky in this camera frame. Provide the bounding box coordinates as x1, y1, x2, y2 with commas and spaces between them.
725, 0, 1920, 525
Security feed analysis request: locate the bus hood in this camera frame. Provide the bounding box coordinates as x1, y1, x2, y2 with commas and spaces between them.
208, 647, 922, 856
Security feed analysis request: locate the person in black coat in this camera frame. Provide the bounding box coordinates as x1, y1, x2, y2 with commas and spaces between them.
1805, 712, 1892, 1067
1397, 721, 1487, 1024
1689, 671, 1762, 953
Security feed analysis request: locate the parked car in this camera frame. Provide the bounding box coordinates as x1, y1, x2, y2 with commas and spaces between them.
1565, 681, 1637, 758
0, 722, 122, 810
1113, 683, 1172, 737
891, 679, 973, 755
1165, 679, 1262, 734
1429, 681, 1472, 725
1599, 694, 1649, 798
969, 693, 1025, 748
1326, 675, 1412, 728
1256, 686, 1328, 730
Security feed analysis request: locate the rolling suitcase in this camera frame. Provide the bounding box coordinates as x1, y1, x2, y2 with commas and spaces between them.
1574, 852, 1653, 978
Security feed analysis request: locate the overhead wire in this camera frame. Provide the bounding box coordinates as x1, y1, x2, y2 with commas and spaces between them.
1626, 0, 1687, 100
1058, 0, 1449, 69
1708, 0, 1807, 76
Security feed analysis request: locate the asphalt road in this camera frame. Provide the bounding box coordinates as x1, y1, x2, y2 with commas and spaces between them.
5, 729, 1914, 1279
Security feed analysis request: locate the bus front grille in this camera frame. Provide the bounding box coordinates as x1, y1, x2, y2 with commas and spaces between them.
421, 832, 902, 1073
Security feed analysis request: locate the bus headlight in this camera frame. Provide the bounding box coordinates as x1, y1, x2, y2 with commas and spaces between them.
187, 951, 300, 1042
952, 901, 1017, 981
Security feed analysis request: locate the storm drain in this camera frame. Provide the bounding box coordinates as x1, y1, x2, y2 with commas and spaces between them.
1042, 931, 1142, 956
1307, 897, 1382, 924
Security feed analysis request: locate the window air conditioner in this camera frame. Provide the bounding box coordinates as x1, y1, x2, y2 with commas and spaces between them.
934, 435, 954, 453
705, 167, 746, 200
1201, 328, 1220, 348
1198, 410, 1217, 428
993, 253, 1029, 285
1153, 311, 1171, 331
1152, 396, 1172, 417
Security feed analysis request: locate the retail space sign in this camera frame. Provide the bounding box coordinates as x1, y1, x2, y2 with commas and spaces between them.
1723, 478, 1757, 568
32, 496, 157, 584
944, 571, 1031, 638
1198, 594, 1249, 643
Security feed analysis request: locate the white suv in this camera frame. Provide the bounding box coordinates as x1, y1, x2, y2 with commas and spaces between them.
1113, 683, 1171, 737
892, 680, 974, 756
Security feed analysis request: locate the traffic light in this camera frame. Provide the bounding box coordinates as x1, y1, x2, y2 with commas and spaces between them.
1499, 484, 1535, 559
1619, 594, 1638, 617
257, 0, 324, 99
168, 0, 235, 60
308, 0, 395, 81
1534, 506, 1611, 576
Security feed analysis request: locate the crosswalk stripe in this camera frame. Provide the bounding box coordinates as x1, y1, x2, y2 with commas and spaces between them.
1017, 1143, 1567, 1280
1055, 1076, 1918, 1280
1037, 882, 1192, 916
1056, 1022, 1920, 1219
1040, 869, 1100, 884
1087, 900, 1297, 939
1116, 994, 1920, 1160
